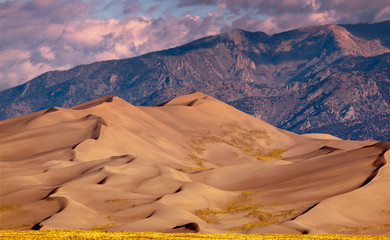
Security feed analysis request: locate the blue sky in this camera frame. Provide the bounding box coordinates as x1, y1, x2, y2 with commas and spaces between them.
0, 0, 389, 91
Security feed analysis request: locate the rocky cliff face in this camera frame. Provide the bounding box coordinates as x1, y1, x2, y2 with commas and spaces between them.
1, 21, 389, 140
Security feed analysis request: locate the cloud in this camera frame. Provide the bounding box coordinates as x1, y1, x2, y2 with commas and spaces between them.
122, 0, 142, 15
0, 0, 389, 91
0, 0, 220, 91
176, 0, 390, 32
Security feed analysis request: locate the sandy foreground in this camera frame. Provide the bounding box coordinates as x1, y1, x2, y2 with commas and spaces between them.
0, 92, 389, 234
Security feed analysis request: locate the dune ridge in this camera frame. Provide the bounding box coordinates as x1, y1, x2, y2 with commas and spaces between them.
0, 92, 389, 234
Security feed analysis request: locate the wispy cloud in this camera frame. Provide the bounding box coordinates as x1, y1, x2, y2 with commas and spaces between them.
0, 0, 389, 91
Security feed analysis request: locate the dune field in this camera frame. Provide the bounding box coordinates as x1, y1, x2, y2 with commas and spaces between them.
0, 92, 389, 235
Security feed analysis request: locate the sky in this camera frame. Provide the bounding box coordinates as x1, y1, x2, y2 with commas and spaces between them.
0, 0, 389, 91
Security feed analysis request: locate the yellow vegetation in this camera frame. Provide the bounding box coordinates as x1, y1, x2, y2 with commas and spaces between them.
91, 223, 114, 228
195, 191, 305, 232
0, 225, 30, 230
226, 222, 271, 231
105, 199, 135, 206
254, 149, 286, 160
0, 205, 21, 212
194, 208, 221, 224
0, 231, 388, 240
189, 122, 284, 164
334, 224, 390, 235
195, 191, 261, 224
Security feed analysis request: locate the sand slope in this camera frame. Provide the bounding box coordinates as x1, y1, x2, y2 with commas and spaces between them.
0, 92, 389, 234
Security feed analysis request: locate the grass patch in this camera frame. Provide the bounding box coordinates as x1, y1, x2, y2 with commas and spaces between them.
177, 153, 221, 173
105, 199, 135, 206
0, 231, 388, 240
195, 191, 305, 232
0, 205, 21, 213
189, 122, 284, 164
334, 224, 390, 235
195, 191, 262, 223
0, 225, 30, 230
194, 208, 221, 224
254, 149, 286, 160
226, 222, 272, 231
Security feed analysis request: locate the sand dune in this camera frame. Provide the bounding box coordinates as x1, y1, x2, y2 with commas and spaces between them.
0, 92, 389, 234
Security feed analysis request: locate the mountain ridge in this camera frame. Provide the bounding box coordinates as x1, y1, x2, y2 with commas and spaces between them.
0, 20, 389, 140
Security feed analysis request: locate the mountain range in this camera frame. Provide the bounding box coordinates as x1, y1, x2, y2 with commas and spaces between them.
0, 21, 389, 140
1, 93, 389, 234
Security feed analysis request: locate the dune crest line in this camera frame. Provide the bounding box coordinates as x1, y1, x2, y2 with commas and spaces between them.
1, 93, 389, 235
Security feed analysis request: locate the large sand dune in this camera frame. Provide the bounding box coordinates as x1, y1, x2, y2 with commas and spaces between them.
0, 92, 389, 234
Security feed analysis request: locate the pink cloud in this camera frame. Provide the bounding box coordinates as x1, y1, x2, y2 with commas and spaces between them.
0, 1, 222, 91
